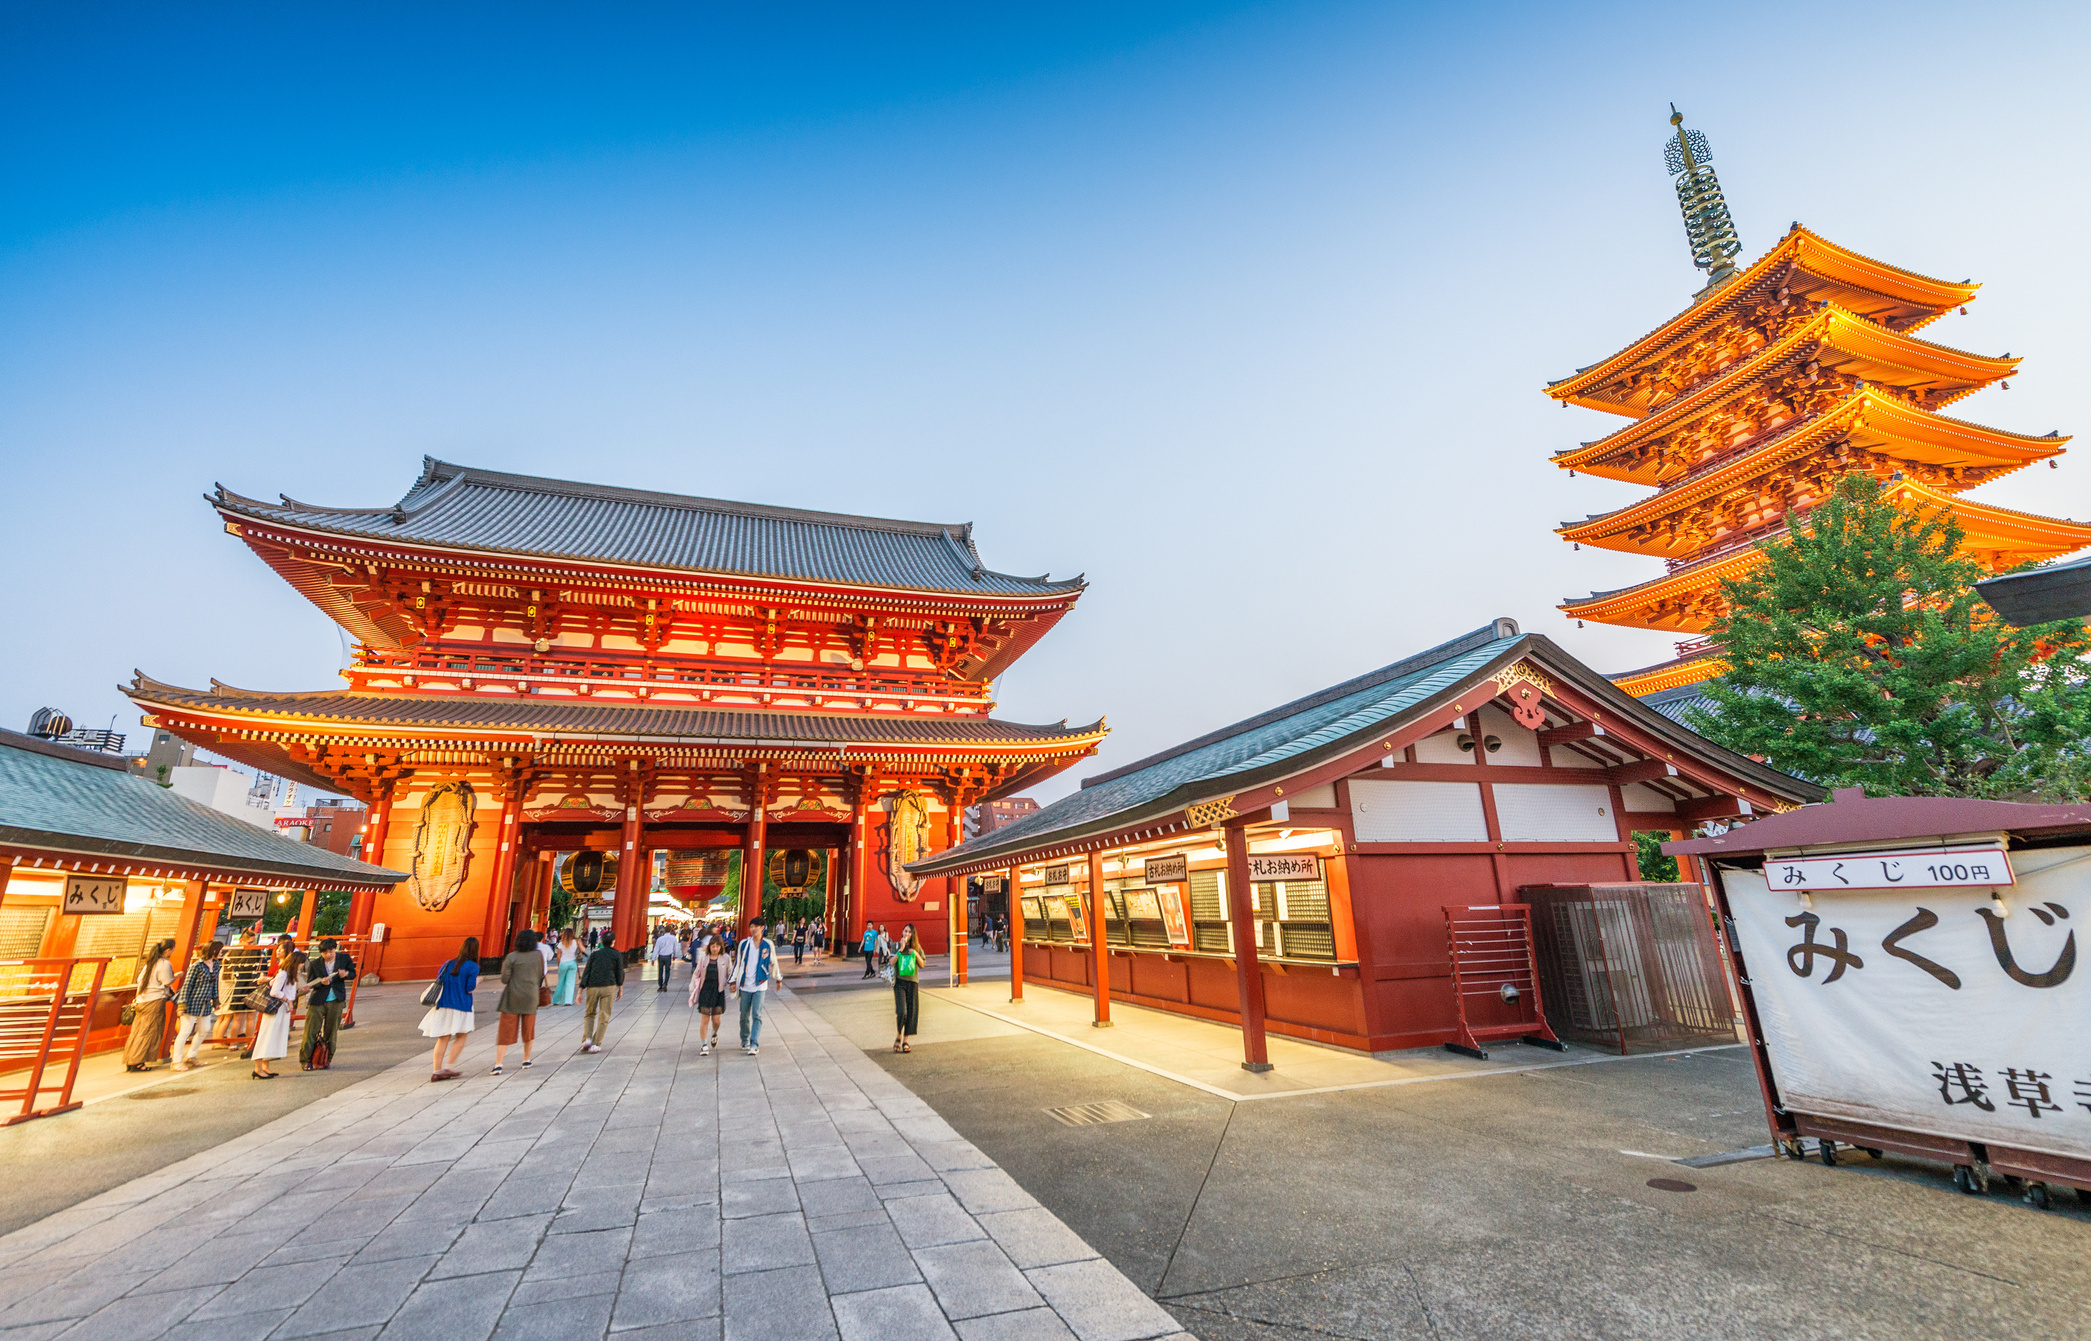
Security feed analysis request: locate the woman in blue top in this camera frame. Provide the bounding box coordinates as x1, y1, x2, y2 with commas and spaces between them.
420, 936, 480, 1082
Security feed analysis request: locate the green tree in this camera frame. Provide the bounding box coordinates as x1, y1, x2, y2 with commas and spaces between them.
1687, 474, 2091, 799
1633, 830, 1679, 882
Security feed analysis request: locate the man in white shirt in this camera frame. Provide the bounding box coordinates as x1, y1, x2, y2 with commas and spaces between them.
727, 917, 776, 1054
654, 926, 680, 992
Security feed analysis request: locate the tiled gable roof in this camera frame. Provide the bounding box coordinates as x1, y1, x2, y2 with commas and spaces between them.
214, 458, 1084, 598
0, 731, 406, 886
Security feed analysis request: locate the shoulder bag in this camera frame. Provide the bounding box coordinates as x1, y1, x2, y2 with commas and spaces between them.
420, 971, 447, 1007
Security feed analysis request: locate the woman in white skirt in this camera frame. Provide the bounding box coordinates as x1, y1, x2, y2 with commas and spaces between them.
420, 936, 481, 1082
251, 947, 305, 1079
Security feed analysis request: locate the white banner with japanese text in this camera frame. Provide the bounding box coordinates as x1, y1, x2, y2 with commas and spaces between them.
1728, 845, 2090, 1159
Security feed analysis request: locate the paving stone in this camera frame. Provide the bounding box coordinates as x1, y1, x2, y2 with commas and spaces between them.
952, 1309, 1077, 1341
51, 1285, 219, 1341
523, 1227, 633, 1282
831, 1281, 959, 1341
184, 1256, 351, 1320
721, 1264, 836, 1341
798, 1177, 882, 1219
11, 1270, 162, 1327
610, 1251, 722, 1329
162, 1306, 294, 1341
885, 1194, 987, 1250
1022, 1261, 1180, 1341
429, 1215, 551, 1279
384, 1268, 519, 1341
940, 1169, 1039, 1217
811, 1221, 922, 1294
351, 1217, 465, 1264
489, 1291, 613, 1341
721, 1177, 800, 1219
914, 1240, 1045, 1320
275, 1255, 436, 1338
630, 1208, 720, 1259
975, 1210, 1099, 1271
719, 1212, 816, 1275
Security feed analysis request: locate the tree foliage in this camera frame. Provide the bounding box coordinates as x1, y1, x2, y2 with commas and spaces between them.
1686, 473, 2091, 799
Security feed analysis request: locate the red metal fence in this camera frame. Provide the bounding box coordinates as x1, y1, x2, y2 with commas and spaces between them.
0, 957, 109, 1124
1441, 904, 1562, 1059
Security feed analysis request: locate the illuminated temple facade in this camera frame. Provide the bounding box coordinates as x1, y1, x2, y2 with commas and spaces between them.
129, 460, 1104, 976
1550, 113, 2091, 696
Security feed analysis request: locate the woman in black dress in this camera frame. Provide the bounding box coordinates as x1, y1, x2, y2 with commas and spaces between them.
688, 935, 729, 1055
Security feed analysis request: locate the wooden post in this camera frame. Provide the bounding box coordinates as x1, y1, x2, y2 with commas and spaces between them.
1086, 850, 1110, 1027
740, 803, 767, 939
164, 879, 209, 1060
1007, 865, 1024, 1003
294, 885, 320, 947
612, 802, 643, 953
1223, 820, 1273, 1071
950, 810, 967, 984
847, 798, 869, 954
481, 798, 524, 956
346, 783, 395, 936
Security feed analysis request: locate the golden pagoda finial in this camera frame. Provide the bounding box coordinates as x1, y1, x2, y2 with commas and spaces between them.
1665, 105, 1742, 292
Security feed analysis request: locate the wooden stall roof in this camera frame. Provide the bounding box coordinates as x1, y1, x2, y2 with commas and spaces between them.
214, 457, 1085, 599
0, 730, 407, 888
910, 618, 1824, 877
1668, 786, 2091, 859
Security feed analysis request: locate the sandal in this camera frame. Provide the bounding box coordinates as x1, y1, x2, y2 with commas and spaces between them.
901, 1043, 912, 1053
893, 1040, 903, 1053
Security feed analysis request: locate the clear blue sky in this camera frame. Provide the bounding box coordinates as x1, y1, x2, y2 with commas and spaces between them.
5, 2, 2088, 801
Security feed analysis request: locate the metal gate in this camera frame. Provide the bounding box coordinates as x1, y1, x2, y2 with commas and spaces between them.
0, 957, 110, 1124
1522, 882, 1738, 1054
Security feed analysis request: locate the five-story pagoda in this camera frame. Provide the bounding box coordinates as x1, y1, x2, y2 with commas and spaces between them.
129, 460, 1104, 976
1549, 110, 2091, 695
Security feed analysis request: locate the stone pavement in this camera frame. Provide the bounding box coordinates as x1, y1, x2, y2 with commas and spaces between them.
0, 973, 1191, 1341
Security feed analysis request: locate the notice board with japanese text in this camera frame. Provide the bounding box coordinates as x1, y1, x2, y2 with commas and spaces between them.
1727, 844, 2088, 1160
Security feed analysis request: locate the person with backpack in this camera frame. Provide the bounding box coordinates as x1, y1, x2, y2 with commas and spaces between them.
688, 934, 730, 1055
420, 936, 479, 1082
578, 934, 624, 1053
727, 917, 777, 1054
791, 920, 807, 967
860, 924, 879, 978
891, 926, 922, 1054
300, 938, 354, 1070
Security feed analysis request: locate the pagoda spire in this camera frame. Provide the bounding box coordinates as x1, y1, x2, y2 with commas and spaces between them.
1666, 105, 1742, 292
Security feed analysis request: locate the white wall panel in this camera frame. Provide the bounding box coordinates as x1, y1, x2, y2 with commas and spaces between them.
1290, 783, 1336, 809
1621, 782, 1676, 813
1349, 780, 1489, 843
1492, 783, 1617, 843
1413, 731, 1472, 765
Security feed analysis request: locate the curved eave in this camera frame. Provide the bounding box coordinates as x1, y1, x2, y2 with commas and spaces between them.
1546, 227, 1980, 412
1562, 548, 1765, 631
1890, 481, 2091, 556
1613, 657, 1728, 697
1561, 403, 2065, 552
1553, 308, 2021, 479
130, 691, 1107, 757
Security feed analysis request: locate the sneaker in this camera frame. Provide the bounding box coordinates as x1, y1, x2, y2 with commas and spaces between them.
698, 1041, 711, 1056
581, 1043, 599, 1053
171, 1062, 191, 1072
489, 1065, 503, 1075
745, 1046, 759, 1055
521, 1059, 533, 1068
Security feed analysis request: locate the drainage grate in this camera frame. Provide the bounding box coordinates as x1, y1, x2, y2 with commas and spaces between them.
127, 1087, 199, 1100
1045, 1100, 1150, 1128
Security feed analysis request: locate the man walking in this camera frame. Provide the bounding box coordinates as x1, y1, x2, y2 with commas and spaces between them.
860, 923, 879, 978
579, 934, 624, 1053
728, 917, 776, 1054
301, 937, 354, 1069
170, 940, 221, 1071
654, 924, 679, 992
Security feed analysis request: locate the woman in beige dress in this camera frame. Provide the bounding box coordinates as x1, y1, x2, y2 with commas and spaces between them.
123, 939, 177, 1071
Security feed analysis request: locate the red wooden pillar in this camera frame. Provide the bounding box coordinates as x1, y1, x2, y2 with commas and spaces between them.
293, 885, 320, 946
164, 879, 210, 1060
847, 798, 869, 953
612, 806, 643, 953
1007, 865, 1024, 1003
1223, 820, 1273, 1071
740, 804, 767, 938
1086, 850, 1110, 1027
346, 783, 395, 937
949, 810, 966, 982
482, 794, 527, 956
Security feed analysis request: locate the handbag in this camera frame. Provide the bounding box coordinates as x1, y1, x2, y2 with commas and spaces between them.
538, 985, 553, 1007
120, 1002, 137, 1025
420, 979, 445, 1007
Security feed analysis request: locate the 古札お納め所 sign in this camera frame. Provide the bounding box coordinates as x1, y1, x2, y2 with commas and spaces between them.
1765, 844, 2013, 893
1728, 843, 2088, 1161
1246, 853, 1319, 883
1142, 854, 1188, 885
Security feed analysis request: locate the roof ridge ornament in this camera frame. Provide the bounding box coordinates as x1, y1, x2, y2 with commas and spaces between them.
1666, 104, 1743, 293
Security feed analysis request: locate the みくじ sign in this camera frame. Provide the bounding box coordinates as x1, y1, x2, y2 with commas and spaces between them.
63, 874, 125, 915
1767, 844, 2013, 893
